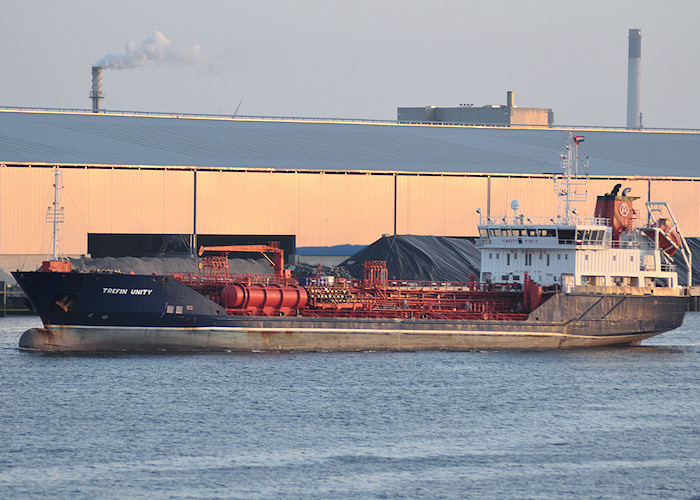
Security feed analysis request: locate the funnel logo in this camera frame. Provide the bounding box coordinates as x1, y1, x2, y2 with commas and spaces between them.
619, 203, 630, 217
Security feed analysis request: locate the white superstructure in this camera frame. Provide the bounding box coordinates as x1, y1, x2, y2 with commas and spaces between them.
477, 217, 681, 288
477, 133, 691, 290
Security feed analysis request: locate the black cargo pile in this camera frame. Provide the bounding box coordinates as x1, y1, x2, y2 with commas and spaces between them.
339, 235, 480, 282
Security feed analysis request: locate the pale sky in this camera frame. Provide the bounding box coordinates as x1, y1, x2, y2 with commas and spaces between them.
3, 0, 699, 129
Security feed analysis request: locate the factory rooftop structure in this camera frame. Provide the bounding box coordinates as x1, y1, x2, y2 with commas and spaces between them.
398, 91, 554, 127
1, 107, 700, 177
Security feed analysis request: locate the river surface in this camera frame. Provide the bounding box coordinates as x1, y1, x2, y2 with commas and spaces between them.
0, 314, 698, 499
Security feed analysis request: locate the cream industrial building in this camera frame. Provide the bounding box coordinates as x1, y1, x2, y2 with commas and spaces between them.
1, 108, 700, 268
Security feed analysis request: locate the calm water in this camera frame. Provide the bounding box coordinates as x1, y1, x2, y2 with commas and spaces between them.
0, 315, 698, 499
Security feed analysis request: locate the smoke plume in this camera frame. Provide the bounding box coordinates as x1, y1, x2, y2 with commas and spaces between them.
94, 31, 215, 71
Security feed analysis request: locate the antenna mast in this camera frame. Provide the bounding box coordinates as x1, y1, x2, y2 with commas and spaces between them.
46, 166, 65, 260
554, 132, 588, 224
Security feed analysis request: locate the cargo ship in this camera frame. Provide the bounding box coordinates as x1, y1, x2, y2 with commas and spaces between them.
13, 134, 691, 351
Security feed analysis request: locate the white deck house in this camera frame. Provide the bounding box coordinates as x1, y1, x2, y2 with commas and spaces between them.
477, 135, 690, 289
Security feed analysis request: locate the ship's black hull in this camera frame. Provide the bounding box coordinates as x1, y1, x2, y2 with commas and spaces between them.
13, 271, 688, 351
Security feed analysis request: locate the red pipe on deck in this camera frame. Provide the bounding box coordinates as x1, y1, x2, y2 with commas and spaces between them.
223, 283, 308, 316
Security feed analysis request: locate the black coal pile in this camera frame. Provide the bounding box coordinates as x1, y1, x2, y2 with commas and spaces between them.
68, 256, 272, 276
290, 263, 353, 282
339, 235, 480, 281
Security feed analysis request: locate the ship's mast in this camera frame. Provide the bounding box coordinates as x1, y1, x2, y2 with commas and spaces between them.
46, 166, 65, 260
555, 132, 588, 224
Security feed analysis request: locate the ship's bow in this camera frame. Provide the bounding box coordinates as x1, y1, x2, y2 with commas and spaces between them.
19, 328, 57, 351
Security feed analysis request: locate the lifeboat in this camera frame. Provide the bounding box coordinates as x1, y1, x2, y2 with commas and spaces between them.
642, 218, 681, 256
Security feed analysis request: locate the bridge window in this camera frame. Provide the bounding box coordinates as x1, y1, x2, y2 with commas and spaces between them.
558, 229, 575, 244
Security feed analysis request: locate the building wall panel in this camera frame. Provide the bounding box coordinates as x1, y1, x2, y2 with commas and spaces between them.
298, 172, 394, 246
197, 170, 394, 247
4, 164, 700, 258
488, 176, 556, 225
396, 175, 488, 236
0, 166, 194, 255
648, 179, 700, 234
66, 168, 194, 252
0, 166, 55, 255
511, 108, 549, 126
196, 170, 299, 236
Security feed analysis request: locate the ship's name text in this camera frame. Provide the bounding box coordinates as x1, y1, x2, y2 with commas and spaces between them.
502, 238, 538, 244
103, 287, 154, 296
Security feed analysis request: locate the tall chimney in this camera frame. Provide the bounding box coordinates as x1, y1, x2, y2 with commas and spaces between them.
90, 66, 104, 112
626, 29, 642, 129
506, 91, 514, 107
